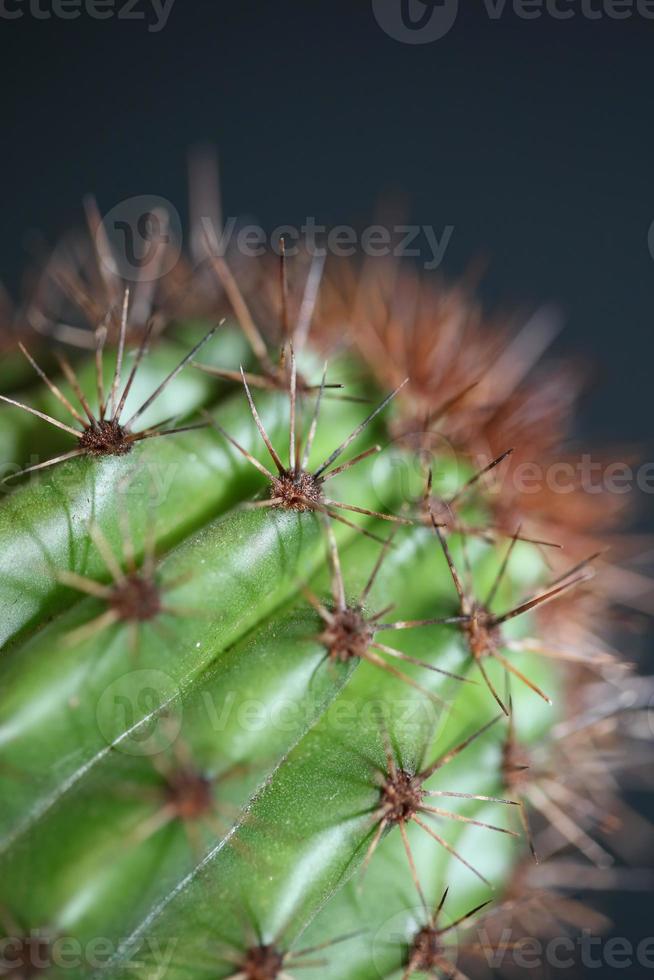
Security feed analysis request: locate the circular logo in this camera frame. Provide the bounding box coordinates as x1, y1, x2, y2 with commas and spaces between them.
369, 429, 461, 515
372, 903, 461, 977
98, 194, 182, 282
372, 0, 459, 44
96, 668, 182, 756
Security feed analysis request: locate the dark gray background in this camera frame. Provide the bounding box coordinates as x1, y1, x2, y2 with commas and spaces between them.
0, 1, 652, 975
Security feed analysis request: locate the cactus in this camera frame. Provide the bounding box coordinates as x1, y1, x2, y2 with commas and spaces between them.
0, 226, 643, 980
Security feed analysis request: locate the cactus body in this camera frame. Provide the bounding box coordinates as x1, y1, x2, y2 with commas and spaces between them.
0, 252, 634, 980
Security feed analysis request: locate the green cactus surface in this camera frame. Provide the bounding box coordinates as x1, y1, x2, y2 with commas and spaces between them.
0, 255, 625, 980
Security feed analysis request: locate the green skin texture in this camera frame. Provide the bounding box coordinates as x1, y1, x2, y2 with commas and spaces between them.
0, 322, 252, 645
0, 345, 364, 647
0, 342, 559, 980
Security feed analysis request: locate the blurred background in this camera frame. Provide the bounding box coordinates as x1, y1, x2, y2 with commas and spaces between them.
1, 1, 652, 975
